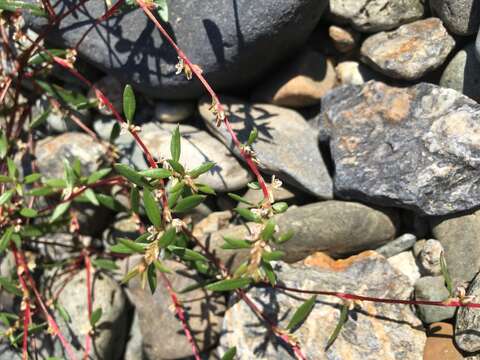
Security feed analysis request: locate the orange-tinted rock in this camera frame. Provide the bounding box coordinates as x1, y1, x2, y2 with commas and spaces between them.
424, 322, 463, 360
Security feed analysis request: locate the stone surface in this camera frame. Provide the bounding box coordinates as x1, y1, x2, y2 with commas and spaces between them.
204, 201, 398, 270
48, 271, 128, 360
328, 0, 425, 32
387, 251, 421, 285
360, 18, 455, 80
252, 50, 337, 108
375, 233, 417, 258
414, 239, 444, 276
199, 96, 333, 198
321, 81, 480, 215
141, 122, 252, 192
430, 0, 480, 35
476, 29, 480, 61
103, 213, 141, 251
328, 25, 359, 53
335, 61, 383, 85
125, 259, 225, 359
0, 253, 16, 313
154, 100, 195, 123
440, 43, 480, 103
25, 0, 327, 99
237, 186, 296, 208
219, 253, 425, 359
415, 276, 455, 323
33, 233, 95, 261
431, 211, 480, 284
424, 322, 463, 360
124, 311, 145, 360
35, 132, 106, 179
456, 272, 480, 352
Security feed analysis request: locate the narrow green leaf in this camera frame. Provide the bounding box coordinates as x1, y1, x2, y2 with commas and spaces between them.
0, 276, 21, 296
276, 230, 294, 244
0, 130, 7, 159
7, 158, 16, 179
147, 264, 157, 293
96, 194, 125, 212
287, 295, 317, 331
272, 202, 288, 214
90, 308, 103, 327
228, 193, 253, 206
139, 168, 172, 179
262, 250, 285, 262
173, 195, 206, 213
167, 159, 185, 175
188, 162, 215, 179
262, 261, 276, 286
247, 182, 260, 190
222, 237, 252, 250
49, 202, 70, 223
440, 251, 454, 297
123, 85, 136, 124
143, 188, 162, 227
0, 175, 12, 183
153, 260, 172, 274
92, 259, 118, 271
109, 122, 121, 143
130, 187, 140, 214
0, 189, 14, 206
0, 1, 47, 17
28, 49, 67, 66
118, 238, 146, 253
24, 173, 42, 184
326, 304, 349, 349
43, 178, 67, 188
247, 127, 258, 146
87, 168, 111, 184
114, 163, 149, 188
84, 188, 100, 206
170, 125, 181, 162
155, 0, 169, 22
20, 208, 38, 218
168, 246, 208, 262
110, 243, 136, 255
196, 183, 216, 195
122, 268, 139, 284
221, 347, 237, 360
205, 277, 252, 292
0, 227, 14, 253
234, 207, 261, 223
158, 227, 176, 248
261, 220, 276, 241
30, 108, 51, 129
56, 302, 71, 323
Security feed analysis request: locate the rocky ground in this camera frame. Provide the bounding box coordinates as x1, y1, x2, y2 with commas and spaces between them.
3, 0, 480, 359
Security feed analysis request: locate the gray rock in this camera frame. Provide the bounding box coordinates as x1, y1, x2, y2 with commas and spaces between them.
25, 0, 327, 99
360, 18, 455, 80
204, 201, 398, 270
414, 239, 444, 276
33, 233, 95, 261
219, 253, 425, 359
124, 311, 145, 360
376, 233, 417, 258
237, 186, 296, 208
328, 25, 360, 53
387, 251, 420, 286
328, 0, 425, 32
154, 100, 195, 123
141, 122, 252, 192
415, 276, 455, 323
431, 210, 480, 284
321, 81, 480, 215
456, 272, 480, 352
430, 0, 480, 35
35, 132, 107, 179
0, 253, 16, 313
476, 29, 480, 61
440, 43, 480, 103
335, 61, 384, 86
125, 259, 225, 359
47, 271, 128, 360
199, 96, 333, 198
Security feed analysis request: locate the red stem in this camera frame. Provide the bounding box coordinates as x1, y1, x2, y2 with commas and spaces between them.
83, 252, 92, 360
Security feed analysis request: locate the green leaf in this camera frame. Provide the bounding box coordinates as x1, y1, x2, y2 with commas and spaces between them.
109, 122, 121, 143
143, 188, 162, 227
110, 243, 136, 255
0, 189, 14, 206
326, 304, 349, 349
158, 227, 176, 248
130, 187, 140, 214
247, 127, 258, 146
0, 175, 12, 183
0, 227, 14, 253
36, 81, 88, 109
23, 173, 42, 184
90, 308, 103, 327
286, 295, 317, 331
0, 130, 7, 159
30, 108, 51, 129
155, 0, 169, 22
262, 250, 285, 262
96, 194, 125, 212
121, 268, 139, 284
28, 49, 67, 66
276, 230, 294, 244
55, 302, 71, 323
228, 193, 253, 206
153, 260, 172, 273
20, 208, 38, 218
188, 162, 215, 178
84, 188, 100, 206
173, 195, 206, 213
49, 202, 70, 223
7, 158, 16, 179
221, 347, 237, 360
0, 0, 47, 17
167, 159, 185, 175
262, 261, 276, 286
147, 264, 157, 293
272, 202, 288, 214
0, 276, 21, 296
92, 259, 118, 271
440, 251, 454, 297
139, 168, 172, 179
43, 178, 67, 188
261, 220, 276, 241
196, 183, 216, 195
123, 85, 136, 124
234, 207, 261, 223
221, 237, 252, 250
247, 182, 260, 190
114, 163, 149, 188
205, 278, 252, 292
87, 168, 111, 184
170, 125, 181, 162
168, 246, 208, 262
118, 238, 146, 253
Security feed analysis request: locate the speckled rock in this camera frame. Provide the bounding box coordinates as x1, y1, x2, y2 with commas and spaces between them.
415, 276, 455, 323
154, 100, 195, 123
321, 81, 480, 215
328, 0, 425, 32
141, 122, 252, 192
335, 61, 383, 85
199, 96, 333, 198
456, 272, 480, 352
430, 0, 480, 35
431, 210, 480, 284
328, 25, 360, 53
24, 0, 327, 99
219, 253, 425, 359
387, 251, 421, 285
375, 233, 417, 258
413, 239, 444, 276
361, 18, 455, 80
440, 43, 480, 103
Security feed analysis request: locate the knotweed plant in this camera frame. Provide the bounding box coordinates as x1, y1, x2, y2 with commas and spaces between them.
1, 2, 479, 360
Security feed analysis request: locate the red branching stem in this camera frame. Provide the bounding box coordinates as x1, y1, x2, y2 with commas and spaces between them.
41, 0, 56, 20
17, 270, 31, 360
158, 273, 201, 360
135, 0, 271, 202
12, 247, 78, 360
83, 252, 92, 360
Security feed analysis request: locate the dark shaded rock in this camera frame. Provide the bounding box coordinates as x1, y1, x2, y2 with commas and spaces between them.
219, 253, 425, 359
440, 43, 480, 103
321, 81, 480, 215
476, 29, 480, 61
431, 210, 480, 284
328, 0, 425, 32
199, 96, 333, 198
456, 272, 480, 352
430, 0, 480, 35
25, 1, 327, 99
415, 276, 455, 323
360, 18, 455, 80
375, 233, 416, 258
